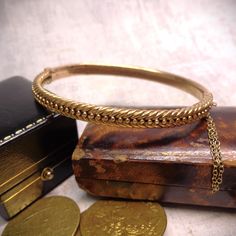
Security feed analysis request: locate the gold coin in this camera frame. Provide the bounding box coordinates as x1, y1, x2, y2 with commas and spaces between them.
2, 196, 80, 236
80, 200, 167, 236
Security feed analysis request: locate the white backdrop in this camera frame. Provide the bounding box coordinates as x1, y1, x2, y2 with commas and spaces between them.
0, 0, 236, 235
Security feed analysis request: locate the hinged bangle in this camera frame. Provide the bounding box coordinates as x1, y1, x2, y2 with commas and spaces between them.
32, 64, 213, 128
32, 64, 223, 192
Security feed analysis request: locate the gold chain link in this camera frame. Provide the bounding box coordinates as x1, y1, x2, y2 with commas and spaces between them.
32, 64, 224, 193
206, 112, 224, 193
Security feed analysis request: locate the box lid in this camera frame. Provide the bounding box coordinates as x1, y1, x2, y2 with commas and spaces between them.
0, 77, 51, 144
0, 77, 77, 195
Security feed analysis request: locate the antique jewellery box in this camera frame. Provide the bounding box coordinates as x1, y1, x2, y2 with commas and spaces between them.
0, 77, 78, 219
73, 107, 236, 209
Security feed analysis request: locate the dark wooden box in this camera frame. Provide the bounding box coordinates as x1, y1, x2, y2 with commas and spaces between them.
73, 107, 236, 208
0, 77, 78, 219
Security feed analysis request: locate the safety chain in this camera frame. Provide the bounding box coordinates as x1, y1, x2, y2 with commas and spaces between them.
206, 112, 224, 193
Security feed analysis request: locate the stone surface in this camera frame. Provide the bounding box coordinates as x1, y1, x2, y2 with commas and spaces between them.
0, 0, 236, 235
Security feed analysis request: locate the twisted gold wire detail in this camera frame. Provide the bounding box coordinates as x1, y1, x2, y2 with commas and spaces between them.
32, 64, 224, 192
32, 64, 214, 128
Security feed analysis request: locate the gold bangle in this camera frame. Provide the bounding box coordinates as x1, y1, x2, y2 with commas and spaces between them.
32, 64, 213, 128
32, 64, 224, 193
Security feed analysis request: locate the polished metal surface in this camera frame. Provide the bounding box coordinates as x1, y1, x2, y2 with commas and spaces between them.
2, 196, 80, 236
32, 64, 213, 128
80, 200, 167, 236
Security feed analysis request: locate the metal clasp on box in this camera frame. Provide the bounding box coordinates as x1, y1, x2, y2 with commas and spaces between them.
41, 167, 54, 181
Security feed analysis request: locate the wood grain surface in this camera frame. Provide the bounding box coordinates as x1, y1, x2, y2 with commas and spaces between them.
0, 0, 236, 235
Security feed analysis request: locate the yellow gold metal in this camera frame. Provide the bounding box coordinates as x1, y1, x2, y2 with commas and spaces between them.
206, 113, 224, 193
0, 172, 43, 218
32, 64, 223, 192
0, 113, 53, 195
32, 64, 214, 129
41, 167, 54, 181
2, 196, 80, 236
0, 158, 70, 219
80, 200, 167, 236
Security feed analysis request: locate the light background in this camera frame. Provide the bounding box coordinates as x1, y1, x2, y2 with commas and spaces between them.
0, 0, 236, 235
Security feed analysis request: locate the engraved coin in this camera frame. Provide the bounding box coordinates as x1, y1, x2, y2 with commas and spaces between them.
2, 196, 80, 236
80, 200, 167, 236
